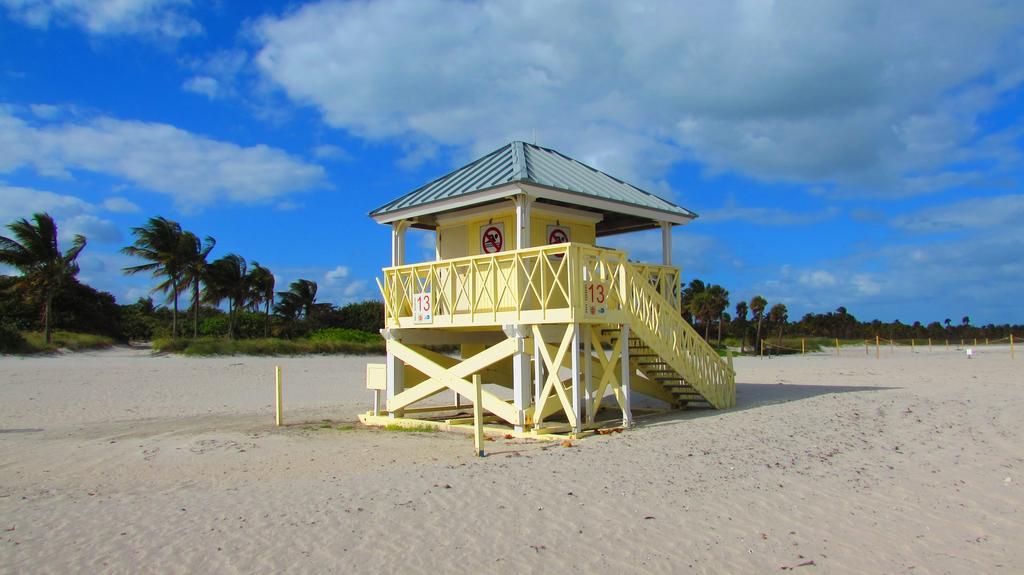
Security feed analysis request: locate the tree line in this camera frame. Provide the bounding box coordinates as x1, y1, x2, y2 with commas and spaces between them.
681, 278, 1021, 351
0, 212, 383, 347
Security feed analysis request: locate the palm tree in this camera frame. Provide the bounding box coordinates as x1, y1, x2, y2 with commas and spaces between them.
769, 303, 788, 344
122, 217, 186, 338
0, 213, 86, 344
689, 291, 715, 340
707, 284, 729, 346
247, 262, 275, 337
180, 232, 216, 338
204, 254, 250, 340
735, 301, 749, 353
276, 279, 318, 321
680, 279, 706, 324
750, 295, 767, 352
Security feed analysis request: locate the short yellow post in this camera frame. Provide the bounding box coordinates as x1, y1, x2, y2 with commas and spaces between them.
760, 339, 764, 358
864, 340, 868, 355
875, 335, 880, 359
945, 339, 949, 349
835, 338, 839, 355
911, 338, 916, 352
1011, 334, 1015, 360
961, 339, 964, 347
275, 365, 283, 427
928, 338, 932, 352
974, 338, 978, 347
472, 374, 484, 457
985, 338, 989, 346
801, 339, 805, 355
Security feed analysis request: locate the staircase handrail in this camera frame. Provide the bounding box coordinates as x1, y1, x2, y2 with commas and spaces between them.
620, 261, 736, 408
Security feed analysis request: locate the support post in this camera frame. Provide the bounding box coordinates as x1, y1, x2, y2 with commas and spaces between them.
391, 220, 411, 266
912, 338, 916, 352
509, 326, 531, 432
801, 339, 805, 355
570, 322, 582, 434
835, 338, 839, 355
584, 325, 594, 423
1011, 334, 1015, 360
620, 323, 632, 427
876, 335, 880, 359
514, 194, 532, 250
929, 338, 932, 352
533, 336, 544, 419
660, 222, 673, 266
473, 374, 485, 457
386, 342, 405, 418
275, 365, 282, 427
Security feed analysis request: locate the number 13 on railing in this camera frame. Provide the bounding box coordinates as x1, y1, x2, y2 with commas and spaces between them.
413, 291, 433, 324
584, 281, 608, 317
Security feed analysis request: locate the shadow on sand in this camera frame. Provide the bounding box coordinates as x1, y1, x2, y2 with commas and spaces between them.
632, 381, 897, 428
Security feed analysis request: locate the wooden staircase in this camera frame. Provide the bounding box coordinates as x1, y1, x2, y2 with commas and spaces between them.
599, 261, 736, 409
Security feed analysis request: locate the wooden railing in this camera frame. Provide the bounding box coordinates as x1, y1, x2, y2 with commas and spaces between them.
631, 262, 681, 311
622, 261, 735, 408
378, 243, 643, 328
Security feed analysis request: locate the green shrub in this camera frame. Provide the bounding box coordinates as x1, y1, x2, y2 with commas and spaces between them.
308, 327, 382, 344
0, 322, 28, 353
21, 331, 115, 352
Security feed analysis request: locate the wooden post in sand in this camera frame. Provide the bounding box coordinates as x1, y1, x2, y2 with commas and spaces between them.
875, 335, 880, 359
911, 338, 916, 352
275, 365, 283, 427
928, 338, 932, 352
760, 339, 764, 358
1011, 334, 1015, 360
835, 338, 840, 356
472, 374, 484, 457
801, 339, 805, 355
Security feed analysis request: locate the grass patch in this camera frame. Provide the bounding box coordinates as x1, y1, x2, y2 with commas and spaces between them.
18, 331, 115, 353
383, 424, 440, 433
337, 424, 355, 431
308, 328, 382, 344
152, 336, 385, 356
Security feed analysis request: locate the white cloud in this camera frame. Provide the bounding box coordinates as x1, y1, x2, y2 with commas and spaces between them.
0, 106, 328, 210
700, 200, 840, 226
182, 76, 223, 100
892, 195, 1024, 232
253, 0, 1024, 196
1, 0, 201, 39
312, 144, 351, 162
102, 196, 140, 213
0, 184, 121, 244
324, 265, 349, 284
799, 270, 837, 288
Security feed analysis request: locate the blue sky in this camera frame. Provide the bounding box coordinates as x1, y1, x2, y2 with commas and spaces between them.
1, 0, 1022, 324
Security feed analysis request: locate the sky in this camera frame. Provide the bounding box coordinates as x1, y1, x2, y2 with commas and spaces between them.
0, 0, 1022, 325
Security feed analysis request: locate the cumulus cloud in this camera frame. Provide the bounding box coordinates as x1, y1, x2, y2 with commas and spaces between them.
0, 106, 327, 210
700, 199, 840, 226
1, 0, 201, 39
182, 76, 223, 100
0, 184, 121, 244
253, 0, 1024, 195
102, 196, 140, 213
892, 195, 1024, 232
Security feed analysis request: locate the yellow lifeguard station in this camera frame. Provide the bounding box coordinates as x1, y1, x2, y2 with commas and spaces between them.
362, 142, 734, 437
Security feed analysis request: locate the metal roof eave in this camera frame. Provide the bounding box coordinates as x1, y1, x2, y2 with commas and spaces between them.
369, 182, 524, 225
518, 182, 697, 227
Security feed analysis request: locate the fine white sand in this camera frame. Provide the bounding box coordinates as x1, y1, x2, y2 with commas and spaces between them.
1, 344, 1021, 573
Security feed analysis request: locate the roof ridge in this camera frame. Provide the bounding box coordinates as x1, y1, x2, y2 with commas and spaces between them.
510, 141, 529, 182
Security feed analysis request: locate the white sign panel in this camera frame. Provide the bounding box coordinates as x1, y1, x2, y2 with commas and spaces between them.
583, 281, 608, 317
546, 224, 570, 245
412, 291, 433, 324
480, 222, 505, 254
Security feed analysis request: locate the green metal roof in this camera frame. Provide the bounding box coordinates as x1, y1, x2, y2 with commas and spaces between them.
369, 142, 697, 227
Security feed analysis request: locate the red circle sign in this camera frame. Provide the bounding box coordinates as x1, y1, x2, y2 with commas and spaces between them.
548, 228, 569, 244
482, 226, 503, 253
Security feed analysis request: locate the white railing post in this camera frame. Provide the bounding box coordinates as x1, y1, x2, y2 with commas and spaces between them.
621, 323, 632, 427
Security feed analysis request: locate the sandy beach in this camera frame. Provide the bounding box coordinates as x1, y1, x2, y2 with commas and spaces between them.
1, 345, 1021, 573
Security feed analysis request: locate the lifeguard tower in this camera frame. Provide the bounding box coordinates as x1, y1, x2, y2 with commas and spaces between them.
362, 142, 734, 437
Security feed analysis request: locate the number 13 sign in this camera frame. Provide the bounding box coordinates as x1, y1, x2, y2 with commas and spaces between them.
583, 281, 608, 317
413, 291, 433, 324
